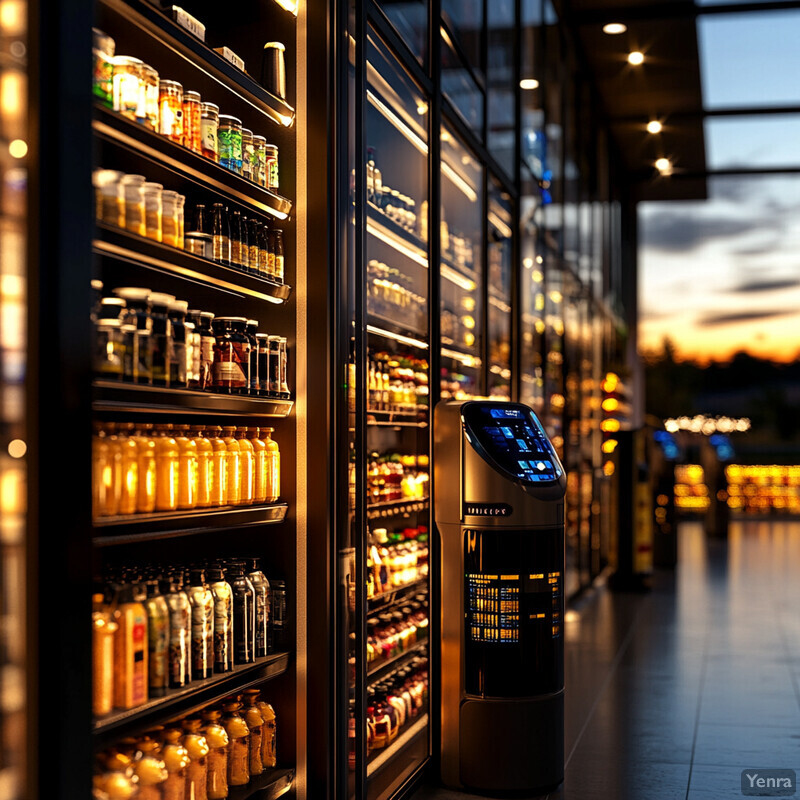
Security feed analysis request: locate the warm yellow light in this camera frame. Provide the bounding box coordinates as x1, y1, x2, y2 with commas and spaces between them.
464, 332, 475, 347
0, 70, 23, 117
603, 461, 616, 476
523, 257, 533, 269
601, 419, 621, 433
646, 120, 662, 134
535, 255, 543, 264
602, 373, 619, 392
601, 439, 618, 454
417, 102, 428, 115
7, 438, 26, 458
8, 138, 26, 158
0, 1, 25, 34
532, 269, 543, 283
520, 78, 540, 90
603, 22, 627, 34
602, 398, 620, 413
655, 157, 672, 174
462, 315, 475, 330
628, 51, 644, 66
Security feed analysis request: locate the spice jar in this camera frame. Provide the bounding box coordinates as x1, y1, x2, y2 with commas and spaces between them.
218, 114, 243, 174
265, 144, 279, 190
183, 89, 202, 153
221, 700, 250, 787
200, 102, 219, 162
141, 63, 160, 131
252, 135, 267, 187
241, 128, 254, 181
202, 709, 230, 800
143, 181, 163, 242
161, 190, 180, 248
113, 287, 153, 384
158, 79, 184, 143
148, 292, 175, 387
121, 174, 146, 237
93, 28, 115, 108
94, 317, 126, 379
211, 316, 249, 394
112, 55, 143, 121
93, 169, 124, 227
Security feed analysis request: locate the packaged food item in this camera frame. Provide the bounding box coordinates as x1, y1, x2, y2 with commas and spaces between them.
113, 287, 153, 384
120, 174, 146, 237
252, 135, 267, 187
93, 28, 115, 107
161, 190, 180, 248
200, 102, 219, 162
249, 427, 268, 504
241, 128, 254, 181
93, 168, 124, 227
173, 422, 197, 508
230, 210, 244, 267
112, 55, 143, 121
183, 89, 202, 153
141, 63, 160, 131
148, 292, 175, 387
94, 317, 126, 379
162, 573, 190, 688
235, 427, 255, 506
158, 79, 184, 143
218, 114, 243, 174
265, 144, 279, 190
168, 299, 189, 389
153, 423, 179, 511
212, 317, 249, 394
143, 181, 163, 242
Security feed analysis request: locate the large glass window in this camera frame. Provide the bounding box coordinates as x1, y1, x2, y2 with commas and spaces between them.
487, 0, 515, 178
487, 178, 513, 399
380, 0, 428, 66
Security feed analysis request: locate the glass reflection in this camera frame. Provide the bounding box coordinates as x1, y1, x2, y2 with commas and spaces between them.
487, 179, 512, 400
441, 0, 483, 75
487, 0, 515, 177
441, 29, 484, 136
381, 0, 428, 65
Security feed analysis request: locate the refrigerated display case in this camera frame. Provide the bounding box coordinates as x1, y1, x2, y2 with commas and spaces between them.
487, 178, 512, 400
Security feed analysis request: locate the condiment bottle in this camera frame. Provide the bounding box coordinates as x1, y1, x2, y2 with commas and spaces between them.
235, 427, 255, 506
153, 424, 179, 511
182, 718, 210, 800
241, 689, 265, 776
255, 695, 277, 768
220, 426, 241, 505
221, 699, 250, 786
190, 425, 213, 508
117, 423, 139, 515
143, 578, 169, 697
161, 573, 190, 688
249, 427, 267, 503
187, 568, 214, 680
92, 592, 117, 716
260, 427, 280, 502
94, 756, 137, 800
228, 561, 255, 664
212, 317, 249, 395
208, 566, 234, 673
245, 320, 259, 395
160, 727, 191, 800
148, 292, 175, 387
131, 423, 156, 513
246, 557, 270, 658
206, 425, 228, 507
131, 736, 168, 800
201, 709, 229, 800
112, 582, 148, 709
173, 423, 198, 509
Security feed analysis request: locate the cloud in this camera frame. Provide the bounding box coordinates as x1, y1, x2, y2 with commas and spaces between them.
640, 211, 764, 252
696, 309, 796, 327
728, 278, 800, 294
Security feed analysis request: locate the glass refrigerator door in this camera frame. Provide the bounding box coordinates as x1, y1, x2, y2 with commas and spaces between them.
487, 178, 512, 400
440, 125, 483, 399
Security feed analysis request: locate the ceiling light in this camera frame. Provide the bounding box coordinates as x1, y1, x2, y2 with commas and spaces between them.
627, 51, 644, 66
646, 120, 662, 134
655, 157, 672, 174
603, 22, 627, 34
520, 78, 540, 90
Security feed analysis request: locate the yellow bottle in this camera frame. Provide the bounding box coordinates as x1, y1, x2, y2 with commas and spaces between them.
95, 751, 138, 800
221, 426, 241, 505
249, 427, 267, 504
131, 736, 168, 800
182, 718, 210, 800
260, 427, 280, 503
93, 422, 121, 517
221, 699, 250, 787
255, 695, 277, 768
241, 689, 265, 776
190, 425, 213, 508
206, 426, 228, 507
161, 727, 191, 800
112, 583, 148, 710
92, 593, 117, 716
154, 424, 179, 511
235, 428, 255, 506
202, 708, 230, 800
132, 423, 157, 513
174, 424, 198, 510
117, 422, 139, 515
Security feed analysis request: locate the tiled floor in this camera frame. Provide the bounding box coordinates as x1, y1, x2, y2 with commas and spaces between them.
411, 520, 800, 799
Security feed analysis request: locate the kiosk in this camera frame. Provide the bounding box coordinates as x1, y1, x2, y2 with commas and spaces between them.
434, 400, 567, 794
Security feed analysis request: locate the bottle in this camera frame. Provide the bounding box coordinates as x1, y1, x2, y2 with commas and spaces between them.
256, 335, 269, 396
143, 579, 169, 697
247, 557, 270, 658
190, 425, 213, 508
239, 215, 251, 272
245, 320, 259, 395
278, 337, 289, 397
235, 428, 255, 506
92, 423, 120, 517
148, 292, 175, 387
249, 427, 267, 503
112, 582, 148, 709
211, 317, 249, 395
192, 203, 209, 234
131, 423, 156, 513
92, 593, 117, 716
258, 223, 270, 278
248, 216, 262, 274
366, 147, 375, 202
271, 229, 285, 283
240, 689, 265, 776
221, 699, 250, 787
220, 426, 242, 505
211, 203, 230, 264
206, 425, 228, 507
230, 210, 244, 268
270, 579, 287, 652
161, 728, 191, 800
196, 311, 216, 390
228, 561, 255, 664
202, 709, 230, 800
167, 299, 189, 388
208, 566, 234, 673
265, 225, 276, 279
187, 569, 214, 680
182, 718, 210, 800
185, 313, 202, 388
153, 424, 179, 511
161, 574, 190, 688
267, 335, 281, 396
260, 427, 280, 502
173, 424, 198, 510
373, 152, 383, 204
255, 695, 277, 768
131, 736, 168, 800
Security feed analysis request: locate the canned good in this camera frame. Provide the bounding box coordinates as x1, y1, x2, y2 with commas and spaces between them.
93, 28, 115, 107
158, 79, 184, 143
200, 102, 219, 162
265, 144, 279, 190
183, 90, 202, 154
241, 128, 254, 181
185, 232, 213, 258
218, 115, 243, 175
252, 135, 267, 187
112, 55, 143, 121
141, 63, 160, 131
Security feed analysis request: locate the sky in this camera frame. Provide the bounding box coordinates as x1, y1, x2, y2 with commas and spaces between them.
638, 11, 800, 364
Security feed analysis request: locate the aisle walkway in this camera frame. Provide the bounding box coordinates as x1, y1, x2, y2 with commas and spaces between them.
413, 520, 800, 799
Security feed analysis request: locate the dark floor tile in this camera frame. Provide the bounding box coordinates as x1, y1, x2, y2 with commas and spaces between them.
551, 759, 691, 800
692, 723, 800, 767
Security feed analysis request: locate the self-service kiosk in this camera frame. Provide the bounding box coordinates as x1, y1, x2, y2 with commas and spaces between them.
434, 400, 567, 794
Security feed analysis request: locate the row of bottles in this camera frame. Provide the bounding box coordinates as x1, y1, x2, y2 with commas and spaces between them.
367, 525, 429, 598
366, 598, 428, 666
366, 452, 428, 506
367, 352, 429, 416
366, 258, 426, 330
366, 147, 422, 238
93, 689, 277, 800
92, 423, 281, 518
92, 558, 287, 715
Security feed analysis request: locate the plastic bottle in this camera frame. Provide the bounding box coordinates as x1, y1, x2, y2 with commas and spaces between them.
182, 718, 210, 800
260, 427, 280, 502
132, 736, 168, 800
249, 427, 267, 503
220, 426, 241, 505
161, 727, 191, 800
173, 423, 198, 510
247, 557, 270, 658
154, 424, 179, 511
202, 709, 230, 800
117, 423, 139, 515
206, 425, 228, 507
255, 695, 277, 768
208, 566, 233, 673
92, 422, 120, 517
187, 568, 214, 680
221, 699, 250, 787
131, 423, 156, 513
144, 578, 169, 697
241, 689, 265, 776
228, 561, 255, 664
112, 582, 148, 709
92, 593, 117, 716
161, 573, 190, 688
235, 427, 255, 506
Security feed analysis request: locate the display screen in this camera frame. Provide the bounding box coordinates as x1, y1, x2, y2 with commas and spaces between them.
462, 403, 562, 483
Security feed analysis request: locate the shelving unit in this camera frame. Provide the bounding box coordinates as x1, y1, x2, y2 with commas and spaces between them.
367, 640, 428, 683
366, 499, 429, 521
366, 713, 429, 777
228, 767, 295, 800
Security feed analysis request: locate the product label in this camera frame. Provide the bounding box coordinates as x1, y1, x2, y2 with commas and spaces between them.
212, 589, 233, 670
113, 73, 140, 118
275, 254, 285, 282
168, 602, 189, 686
212, 342, 247, 388
148, 606, 169, 689
254, 590, 267, 656
201, 118, 218, 157
200, 338, 214, 389
191, 595, 214, 675
132, 618, 147, 703
159, 98, 183, 140
219, 129, 243, 170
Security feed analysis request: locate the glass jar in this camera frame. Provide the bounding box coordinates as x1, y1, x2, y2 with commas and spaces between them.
93, 28, 115, 108
200, 102, 219, 162
267, 334, 281, 396
114, 287, 153, 384
176, 193, 185, 248
141, 63, 160, 131
168, 298, 189, 388
218, 114, 243, 174
261, 427, 280, 502
212, 316, 249, 394
183, 89, 202, 153
94, 318, 125, 380
143, 181, 163, 242
241, 128, 254, 181
93, 169, 124, 228
256, 334, 269, 395
148, 292, 175, 387
121, 174, 146, 237
185, 231, 213, 259
99, 295, 125, 321
158, 79, 184, 143
252, 135, 267, 187
161, 190, 180, 248
265, 144, 279, 190
112, 55, 143, 121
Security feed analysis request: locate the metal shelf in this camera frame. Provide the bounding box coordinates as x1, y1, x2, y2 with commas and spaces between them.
367, 712, 429, 777
228, 767, 294, 800
367, 577, 428, 614
92, 652, 289, 746
366, 408, 428, 424
366, 498, 429, 521
94, 223, 292, 303
367, 638, 428, 683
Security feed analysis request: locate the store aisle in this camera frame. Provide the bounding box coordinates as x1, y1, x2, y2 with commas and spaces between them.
412, 520, 800, 799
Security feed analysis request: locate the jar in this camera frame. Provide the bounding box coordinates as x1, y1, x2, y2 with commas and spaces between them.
94, 318, 125, 379
143, 181, 163, 242
183, 89, 202, 153
141, 63, 160, 131
267, 334, 281, 396
278, 336, 289, 396
196, 310, 215, 389
161, 190, 180, 248
184, 231, 212, 259
93, 28, 115, 107
218, 114, 243, 174
200, 102, 219, 162
256, 333, 269, 395
149, 292, 175, 387
176, 193, 185, 248
93, 169, 124, 227
115, 287, 153, 384
168, 298, 189, 388
212, 316, 249, 394
112, 55, 143, 121
158, 79, 184, 143
265, 144, 279, 190
252, 135, 267, 187
121, 174, 146, 237
241, 128, 254, 181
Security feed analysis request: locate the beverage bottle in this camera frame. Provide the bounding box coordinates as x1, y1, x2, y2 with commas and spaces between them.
173, 423, 198, 510
241, 689, 265, 776
148, 292, 175, 388
187, 568, 214, 680
272, 229, 285, 283
206, 425, 228, 507
143, 578, 169, 697
92, 592, 117, 716
182, 718, 210, 800
270, 578, 287, 652
168, 298, 189, 388
117, 423, 139, 515
230, 209, 244, 268
161, 573, 191, 688
153, 423, 179, 511
112, 582, 148, 709
130, 736, 168, 800
92, 422, 120, 517
131, 423, 156, 513
221, 699, 250, 787
220, 426, 242, 505
160, 727, 191, 800
235, 427, 255, 505
228, 561, 255, 664
258, 223, 270, 278
256, 695, 277, 767
211, 202, 230, 264
366, 146, 375, 202
239, 215, 251, 272
246, 557, 270, 658
245, 319, 259, 395
248, 216, 262, 274
190, 425, 213, 508
202, 709, 230, 800
260, 427, 280, 502
248, 427, 267, 503
207, 566, 234, 673
191, 203, 209, 234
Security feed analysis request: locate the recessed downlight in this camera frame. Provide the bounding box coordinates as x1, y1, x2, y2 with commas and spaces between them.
628, 51, 644, 65
655, 157, 672, 174
646, 120, 662, 134
603, 22, 627, 34
520, 78, 540, 90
